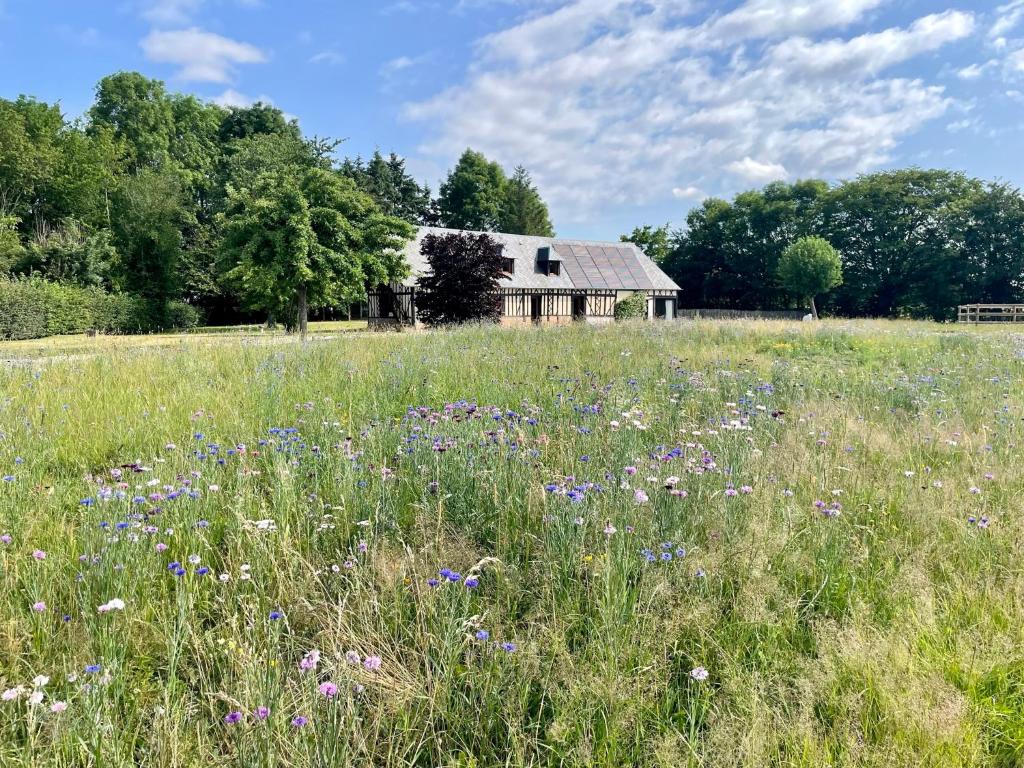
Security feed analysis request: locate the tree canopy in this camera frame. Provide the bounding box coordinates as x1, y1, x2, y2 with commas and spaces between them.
500, 166, 554, 236
416, 232, 505, 325
777, 236, 842, 319
657, 171, 1024, 320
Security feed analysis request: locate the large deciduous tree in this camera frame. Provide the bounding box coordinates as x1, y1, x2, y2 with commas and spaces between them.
416, 232, 504, 325
110, 170, 185, 325
89, 72, 175, 171
777, 236, 842, 319
621, 224, 670, 264
219, 168, 411, 338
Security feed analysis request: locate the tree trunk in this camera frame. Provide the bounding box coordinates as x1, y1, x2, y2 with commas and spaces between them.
810, 295, 819, 320
296, 285, 308, 342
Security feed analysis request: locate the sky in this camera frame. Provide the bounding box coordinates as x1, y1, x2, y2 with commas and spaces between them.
0, 0, 1021, 240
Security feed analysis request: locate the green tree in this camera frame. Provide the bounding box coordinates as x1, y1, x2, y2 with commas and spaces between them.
88, 72, 175, 171
218, 103, 300, 144
110, 170, 185, 325
621, 224, 670, 264
340, 151, 435, 225
499, 166, 554, 236
438, 149, 507, 231
19, 218, 116, 287
820, 169, 977, 319
0, 215, 25, 273
664, 180, 828, 310
777, 236, 842, 319
416, 232, 504, 325
220, 169, 411, 338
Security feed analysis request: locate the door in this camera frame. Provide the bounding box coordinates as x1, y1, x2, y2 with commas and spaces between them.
530, 294, 542, 322
572, 294, 587, 320
654, 297, 667, 319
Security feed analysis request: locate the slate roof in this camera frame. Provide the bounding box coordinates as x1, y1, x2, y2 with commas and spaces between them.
396, 227, 680, 292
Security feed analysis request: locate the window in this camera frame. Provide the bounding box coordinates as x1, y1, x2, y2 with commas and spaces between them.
535, 247, 560, 276
502, 257, 515, 274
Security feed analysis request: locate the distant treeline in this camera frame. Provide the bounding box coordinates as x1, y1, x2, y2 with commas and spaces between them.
624, 170, 1024, 320
0, 71, 555, 336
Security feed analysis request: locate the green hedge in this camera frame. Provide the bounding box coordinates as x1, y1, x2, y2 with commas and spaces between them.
0, 277, 201, 340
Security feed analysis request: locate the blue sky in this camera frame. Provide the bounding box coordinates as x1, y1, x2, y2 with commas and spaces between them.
0, 0, 1020, 240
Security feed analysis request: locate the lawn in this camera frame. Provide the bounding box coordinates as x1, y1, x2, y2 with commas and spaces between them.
0, 319, 1021, 767
0, 320, 368, 361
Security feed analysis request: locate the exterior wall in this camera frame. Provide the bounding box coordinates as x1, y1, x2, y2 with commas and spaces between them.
368, 287, 626, 326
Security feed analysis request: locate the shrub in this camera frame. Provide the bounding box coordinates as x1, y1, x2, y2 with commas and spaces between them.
0, 276, 167, 340
164, 301, 202, 331
614, 291, 647, 320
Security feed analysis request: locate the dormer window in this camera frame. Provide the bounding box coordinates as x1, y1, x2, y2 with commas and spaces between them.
536, 247, 560, 276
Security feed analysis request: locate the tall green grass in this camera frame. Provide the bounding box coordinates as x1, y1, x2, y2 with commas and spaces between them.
0, 320, 1020, 767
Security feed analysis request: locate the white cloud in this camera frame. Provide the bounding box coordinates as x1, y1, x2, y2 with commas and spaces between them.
406, 0, 969, 221
141, 0, 204, 25
991, 0, 1024, 39
212, 89, 273, 108
672, 185, 703, 199
957, 61, 995, 80
382, 55, 417, 75
309, 50, 344, 65
726, 157, 788, 183
141, 28, 266, 83
765, 11, 974, 79
138, 0, 261, 25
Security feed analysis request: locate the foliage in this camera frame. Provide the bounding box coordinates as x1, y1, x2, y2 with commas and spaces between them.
0, 215, 25, 273
220, 168, 412, 332
621, 224, 671, 264
0, 276, 160, 339
613, 291, 648, 320
663, 171, 1024, 319
416, 232, 504, 324
777, 236, 842, 318
18, 219, 117, 287
110, 170, 185, 325
340, 151, 436, 226
88, 72, 175, 171
438, 149, 508, 231
499, 166, 554, 236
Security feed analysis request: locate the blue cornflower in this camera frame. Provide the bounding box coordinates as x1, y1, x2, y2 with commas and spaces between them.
132, 496, 146, 504
115, 522, 129, 530
85, 664, 101, 674
196, 567, 210, 576
168, 562, 181, 571
174, 567, 186, 577
446, 571, 461, 583
464, 577, 479, 589
500, 642, 517, 653
675, 548, 687, 558
269, 610, 283, 620
426, 578, 439, 587
80, 498, 94, 506
2, 475, 14, 482
475, 629, 490, 641
660, 552, 672, 562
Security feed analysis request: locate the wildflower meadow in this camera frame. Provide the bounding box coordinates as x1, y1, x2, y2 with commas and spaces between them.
0, 320, 1021, 767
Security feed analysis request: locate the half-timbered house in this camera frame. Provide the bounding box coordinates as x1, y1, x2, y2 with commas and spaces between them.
368, 227, 680, 327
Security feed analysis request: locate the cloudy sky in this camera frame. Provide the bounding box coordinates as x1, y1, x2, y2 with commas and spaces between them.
0, 0, 1019, 239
